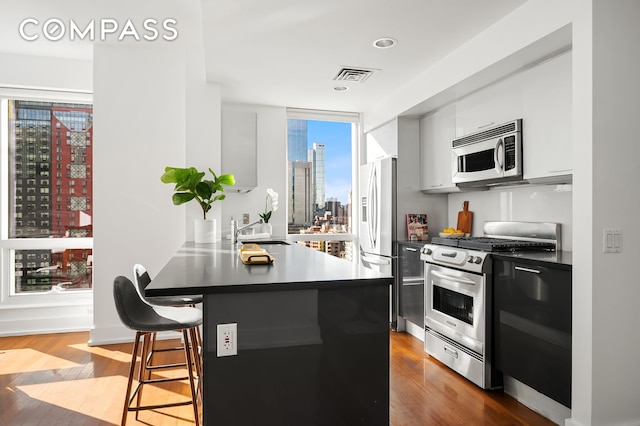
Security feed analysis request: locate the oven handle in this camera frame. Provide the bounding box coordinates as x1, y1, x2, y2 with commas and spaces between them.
430, 269, 477, 285
444, 345, 459, 359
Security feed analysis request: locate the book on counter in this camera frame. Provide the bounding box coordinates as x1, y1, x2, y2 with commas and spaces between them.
406, 213, 428, 241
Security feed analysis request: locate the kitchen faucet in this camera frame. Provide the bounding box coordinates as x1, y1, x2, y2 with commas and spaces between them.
231, 218, 263, 244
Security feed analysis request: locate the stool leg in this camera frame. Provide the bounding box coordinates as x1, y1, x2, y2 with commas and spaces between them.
136, 333, 152, 420
189, 327, 203, 399
182, 329, 200, 426
122, 331, 142, 426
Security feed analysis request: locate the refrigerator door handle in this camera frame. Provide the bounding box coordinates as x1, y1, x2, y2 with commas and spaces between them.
361, 253, 392, 266
368, 166, 378, 248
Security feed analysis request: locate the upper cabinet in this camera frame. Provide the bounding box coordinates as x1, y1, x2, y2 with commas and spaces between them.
455, 73, 524, 138
522, 51, 572, 183
365, 119, 398, 162
222, 109, 257, 192
420, 104, 458, 193
418, 50, 572, 192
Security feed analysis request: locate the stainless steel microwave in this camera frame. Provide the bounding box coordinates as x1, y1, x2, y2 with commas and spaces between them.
451, 119, 522, 187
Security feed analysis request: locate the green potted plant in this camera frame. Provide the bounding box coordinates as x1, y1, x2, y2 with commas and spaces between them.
161, 166, 235, 243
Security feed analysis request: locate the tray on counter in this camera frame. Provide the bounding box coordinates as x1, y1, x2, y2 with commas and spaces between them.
238, 243, 275, 265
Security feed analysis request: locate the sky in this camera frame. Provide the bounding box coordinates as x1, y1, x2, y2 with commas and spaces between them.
306, 120, 352, 205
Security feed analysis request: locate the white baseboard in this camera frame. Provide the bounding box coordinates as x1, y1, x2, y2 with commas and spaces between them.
503, 375, 571, 425
0, 305, 92, 337
404, 320, 424, 342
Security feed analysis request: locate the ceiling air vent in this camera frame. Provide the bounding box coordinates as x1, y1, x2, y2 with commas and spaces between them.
333, 67, 375, 83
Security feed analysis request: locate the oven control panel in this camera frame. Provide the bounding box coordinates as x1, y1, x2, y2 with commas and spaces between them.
421, 245, 489, 274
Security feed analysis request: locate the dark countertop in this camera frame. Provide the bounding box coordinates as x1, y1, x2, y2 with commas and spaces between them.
397, 240, 428, 248
146, 240, 393, 297
491, 250, 572, 269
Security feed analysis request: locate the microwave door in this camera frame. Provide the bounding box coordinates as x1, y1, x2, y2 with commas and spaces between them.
452, 137, 504, 184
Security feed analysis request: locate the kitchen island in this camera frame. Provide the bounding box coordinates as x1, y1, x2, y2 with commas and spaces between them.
147, 241, 392, 426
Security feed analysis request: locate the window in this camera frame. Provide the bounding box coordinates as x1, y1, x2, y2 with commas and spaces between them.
286, 109, 359, 262
1, 96, 93, 301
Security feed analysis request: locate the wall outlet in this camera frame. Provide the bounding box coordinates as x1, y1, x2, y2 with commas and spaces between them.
217, 323, 237, 357
242, 213, 250, 224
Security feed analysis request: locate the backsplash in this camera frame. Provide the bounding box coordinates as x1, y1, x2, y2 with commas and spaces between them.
448, 184, 573, 251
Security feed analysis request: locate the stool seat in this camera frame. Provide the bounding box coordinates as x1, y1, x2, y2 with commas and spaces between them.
132, 264, 204, 373
114, 276, 202, 332
133, 264, 202, 306
113, 275, 202, 426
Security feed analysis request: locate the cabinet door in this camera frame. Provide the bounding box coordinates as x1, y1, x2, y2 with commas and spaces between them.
222, 110, 257, 192
522, 51, 572, 183
493, 258, 572, 407
419, 103, 458, 192
366, 119, 398, 162
455, 73, 524, 138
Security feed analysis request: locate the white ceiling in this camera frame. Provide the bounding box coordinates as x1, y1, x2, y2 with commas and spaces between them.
1, 0, 527, 113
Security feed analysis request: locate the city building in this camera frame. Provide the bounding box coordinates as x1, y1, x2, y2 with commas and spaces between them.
308, 142, 325, 210
287, 119, 307, 162
287, 160, 313, 226
9, 100, 93, 292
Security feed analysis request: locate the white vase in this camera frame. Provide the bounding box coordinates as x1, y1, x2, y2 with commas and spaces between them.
261, 223, 272, 236
194, 219, 216, 243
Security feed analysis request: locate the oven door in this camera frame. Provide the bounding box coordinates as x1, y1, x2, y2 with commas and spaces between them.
425, 263, 485, 354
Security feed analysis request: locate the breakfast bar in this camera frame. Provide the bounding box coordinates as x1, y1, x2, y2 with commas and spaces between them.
146, 241, 392, 426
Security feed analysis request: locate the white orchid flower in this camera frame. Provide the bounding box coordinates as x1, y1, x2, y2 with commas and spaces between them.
260, 189, 279, 223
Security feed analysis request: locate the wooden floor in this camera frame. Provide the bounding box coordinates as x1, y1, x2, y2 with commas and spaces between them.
0, 331, 556, 425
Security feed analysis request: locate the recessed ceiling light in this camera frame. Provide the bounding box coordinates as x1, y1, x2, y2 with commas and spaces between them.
373, 37, 397, 49
333, 86, 349, 92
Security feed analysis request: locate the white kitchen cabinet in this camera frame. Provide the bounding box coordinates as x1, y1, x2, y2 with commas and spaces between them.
221, 109, 257, 192
365, 119, 398, 162
522, 51, 572, 183
420, 103, 459, 193
455, 73, 524, 138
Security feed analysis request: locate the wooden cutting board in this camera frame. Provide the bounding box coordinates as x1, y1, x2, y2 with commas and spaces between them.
456, 201, 473, 235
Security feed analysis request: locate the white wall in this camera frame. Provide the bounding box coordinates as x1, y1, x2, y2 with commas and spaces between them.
395, 118, 448, 241
572, 1, 640, 425
90, 43, 188, 344
0, 52, 92, 91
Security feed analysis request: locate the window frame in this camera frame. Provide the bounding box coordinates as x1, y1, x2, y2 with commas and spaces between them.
0, 89, 93, 308
285, 108, 361, 252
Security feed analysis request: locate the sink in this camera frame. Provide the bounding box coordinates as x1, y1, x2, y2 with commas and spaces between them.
241, 240, 290, 245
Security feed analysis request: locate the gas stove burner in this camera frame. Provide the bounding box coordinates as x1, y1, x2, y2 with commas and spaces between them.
430, 236, 556, 252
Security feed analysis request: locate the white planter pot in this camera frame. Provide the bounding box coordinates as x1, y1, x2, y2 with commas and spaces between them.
260, 223, 272, 236
194, 219, 216, 243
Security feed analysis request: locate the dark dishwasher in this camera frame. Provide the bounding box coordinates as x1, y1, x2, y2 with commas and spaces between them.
493, 257, 572, 408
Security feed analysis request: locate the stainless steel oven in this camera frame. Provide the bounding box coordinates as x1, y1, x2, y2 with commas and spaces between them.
421, 245, 498, 389
421, 221, 560, 390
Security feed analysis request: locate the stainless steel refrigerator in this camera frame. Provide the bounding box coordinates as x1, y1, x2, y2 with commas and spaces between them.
359, 157, 403, 330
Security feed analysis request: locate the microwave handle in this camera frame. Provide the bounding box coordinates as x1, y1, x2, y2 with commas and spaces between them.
495, 138, 504, 170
